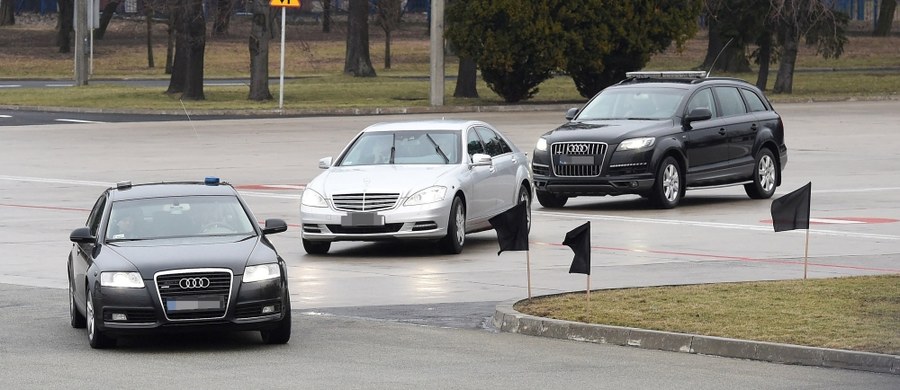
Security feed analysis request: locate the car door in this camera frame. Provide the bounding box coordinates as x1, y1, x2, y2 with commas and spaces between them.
465, 127, 494, 223
476, 126, 518, 215
71, 194, 106, 309
713, 86, 757, 171
683, 88, 730, 181
738, 87, 776, 168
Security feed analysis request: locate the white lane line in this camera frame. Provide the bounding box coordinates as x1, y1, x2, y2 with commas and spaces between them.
46, 84, 73, 87
206, 82, 245, 86
0, 114, 12, 118
813, 187, 900, 194
55, 119, 106, 124
0, 85, 22, 88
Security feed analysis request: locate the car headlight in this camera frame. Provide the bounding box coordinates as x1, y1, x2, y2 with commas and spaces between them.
616, 137, 656, 151
535, 138, 548, 152
404, 186, 447, 206
301, 189, 328, 208
243, 263, 281, 283
99, 272, 145, 288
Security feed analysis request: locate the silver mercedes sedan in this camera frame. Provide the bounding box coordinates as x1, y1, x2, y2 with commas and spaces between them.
299, 119, 532, 255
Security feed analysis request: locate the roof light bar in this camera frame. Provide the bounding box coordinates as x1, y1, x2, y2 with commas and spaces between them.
626, 71, 707, 79
116, 181, 132, 190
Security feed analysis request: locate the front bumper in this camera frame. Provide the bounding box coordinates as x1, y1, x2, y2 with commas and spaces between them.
300, 200, 451, 242
532, 162, 655, 196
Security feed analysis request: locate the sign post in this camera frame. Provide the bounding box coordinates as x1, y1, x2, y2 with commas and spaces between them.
269, 0, 301, 110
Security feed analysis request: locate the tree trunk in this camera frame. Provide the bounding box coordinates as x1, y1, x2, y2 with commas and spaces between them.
755, 32, 772, 91
248, 0, 273, 101
774, 28, 799, 94
182, 0, 206, 100
322, 0, 331, 33
0, 0, 15, 26
213, 0, 234, 36
700, 18, 751, 73
165, 0, 175, 74
453, 56, 478, 98
873, 0, 897, 37
146, 4, 154, 68
95, 1, 120, 40
344, 0, 376, 77
384, 30, 392, 69
166, 5, 187, 94
700, 18, 722, 70
57, 0, 74, 53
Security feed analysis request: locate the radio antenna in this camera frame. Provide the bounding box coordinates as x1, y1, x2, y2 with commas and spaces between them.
179, 98, 200, 141
707, 37, 734, 78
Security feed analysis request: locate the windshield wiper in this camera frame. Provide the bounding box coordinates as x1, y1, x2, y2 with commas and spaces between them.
389, 133, 396, 164
425, 133, 449, 163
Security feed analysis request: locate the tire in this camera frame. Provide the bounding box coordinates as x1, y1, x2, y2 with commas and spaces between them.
86, 289, 115, 349
536, 191, 568, 208
744, 148, 777, 199
69, 275, 86, 329
261, 286, 292, 345
518, 184, 532, 234
440, 196, 466, 254
650, 156, 683, 209
302, 239, 331, 255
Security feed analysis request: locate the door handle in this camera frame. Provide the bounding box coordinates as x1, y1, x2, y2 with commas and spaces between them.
718, 128, 726, 135
751, 123, 758, 131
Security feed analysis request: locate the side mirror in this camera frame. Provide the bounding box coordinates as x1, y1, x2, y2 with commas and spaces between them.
318, 157, 333, 169
565, 108, 579, 121
262, 218, 288, 235
470, 153, 493, 167
70, 227, 96, 244
683, 107, 712, 127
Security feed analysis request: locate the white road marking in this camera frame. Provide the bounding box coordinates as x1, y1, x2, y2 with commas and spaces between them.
809, 218, 864, 225
0, 85, 21, 88
0, 114, 12, 118
54, 119, 106, 124
45, 84, 73, 87
206, 82, 245, 86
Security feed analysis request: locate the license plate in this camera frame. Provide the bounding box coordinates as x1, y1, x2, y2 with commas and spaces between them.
341, 212, 384, 226
166, 296, 224, 312
559, 155, 594, 165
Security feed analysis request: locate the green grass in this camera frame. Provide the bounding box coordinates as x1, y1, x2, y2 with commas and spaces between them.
515, 275, 900, 355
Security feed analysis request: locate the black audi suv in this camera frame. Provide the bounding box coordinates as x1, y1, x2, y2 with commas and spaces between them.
532, 71, 788, 209
67, 177, 291, 348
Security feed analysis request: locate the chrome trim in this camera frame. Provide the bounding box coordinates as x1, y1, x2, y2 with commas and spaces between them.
550, 142, 607, 177
153, 268, 233, 322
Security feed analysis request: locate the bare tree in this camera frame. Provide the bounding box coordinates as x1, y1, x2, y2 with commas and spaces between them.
0, 0, 15, 26
166, 0, 176, 74
57, 0, 74, 53
322, 0, 332, 33
770, 0, 846, 94
167, 0, 206, 100
375, 0, 404, 69
874, 0, 897, 37
95, 1, 120, 39
213, 0, 236, 36
145, 1, 155, 68
248, 0, 274, 101
344, 0, 376, 76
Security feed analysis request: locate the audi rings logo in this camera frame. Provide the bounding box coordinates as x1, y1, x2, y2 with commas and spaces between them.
566, 144, 589, 154
179, 277, 210, 289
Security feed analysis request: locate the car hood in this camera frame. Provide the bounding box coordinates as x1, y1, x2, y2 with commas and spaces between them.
106, 236, 259, 277
313, 165, 458, 196
540, 119, 675, 144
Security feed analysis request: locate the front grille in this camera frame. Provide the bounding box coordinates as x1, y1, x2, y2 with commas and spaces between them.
551, 142, 607, 177
155, 269, 232, 321
332, 193, 400, 212
327, 223, 403, 234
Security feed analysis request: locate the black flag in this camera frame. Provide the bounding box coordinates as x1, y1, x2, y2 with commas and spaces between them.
564, 222, 591, 275
771, 182, 812, 232
488, 202, 529, 255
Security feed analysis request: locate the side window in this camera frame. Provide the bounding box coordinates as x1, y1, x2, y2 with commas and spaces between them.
475, 127, 511, 156
740, 88, 767, 112
714, 87, 748, 117
466, 128, 485, 159
87, 195, 107, 237
685, 88, 718, 118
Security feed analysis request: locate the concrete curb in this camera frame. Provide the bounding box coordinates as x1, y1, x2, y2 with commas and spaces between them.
493, 299, 899, 375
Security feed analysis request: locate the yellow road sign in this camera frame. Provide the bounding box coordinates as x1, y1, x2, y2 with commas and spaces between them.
270, 0, 300, 8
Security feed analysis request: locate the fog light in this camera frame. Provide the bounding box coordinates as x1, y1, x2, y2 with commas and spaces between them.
631, 181, 639, 188
111, 313, 128, 321
262, 305, 275, 314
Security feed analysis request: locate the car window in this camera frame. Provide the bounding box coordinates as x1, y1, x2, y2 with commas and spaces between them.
475, 127, 512, 156
577, 87, 686, 120
714, 86, 748, 117
740, 88, 767, 112
87, 195, 107, 237
339, 130, 461, 166
685, 88, 718, 118
106, 195, 255, 241
466, 127, 485, 159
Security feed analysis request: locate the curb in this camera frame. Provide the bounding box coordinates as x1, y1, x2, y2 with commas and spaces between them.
493, 299, 899, 375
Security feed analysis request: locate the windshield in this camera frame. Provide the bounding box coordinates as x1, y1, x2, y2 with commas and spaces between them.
337, 130, 461, 166
106, 195, 256, 241
576, 87, 687, 120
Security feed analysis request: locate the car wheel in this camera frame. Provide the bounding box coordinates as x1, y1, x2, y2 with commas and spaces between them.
650, 156, 682, 209
536, 191, 568, 208
69, 275, 86, 329
744, 148, 777, 199
86, 289, 115, 349
302, 239, 331, 255
518, 184, 532, 233
440, 196, 466, 254
261, 286, 292, 345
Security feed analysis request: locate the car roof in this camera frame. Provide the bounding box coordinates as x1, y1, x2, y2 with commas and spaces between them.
108, 181, 239, 202
362, 119, 486, 132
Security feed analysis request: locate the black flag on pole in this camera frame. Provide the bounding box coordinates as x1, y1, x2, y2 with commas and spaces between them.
488, 202, 529, 255
770, 182, 812, 232
563, 222, 591, 275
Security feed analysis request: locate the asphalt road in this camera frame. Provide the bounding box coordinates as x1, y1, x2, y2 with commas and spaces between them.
1, 103, 898, 387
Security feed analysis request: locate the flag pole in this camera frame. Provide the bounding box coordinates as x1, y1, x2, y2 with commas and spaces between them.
526, 250, 532, 299
803, 228, 810, 280
586, 275, 590, 302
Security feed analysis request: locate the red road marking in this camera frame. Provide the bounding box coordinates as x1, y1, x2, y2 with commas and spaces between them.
0, 203, 90, 212
760, 217, 898, 225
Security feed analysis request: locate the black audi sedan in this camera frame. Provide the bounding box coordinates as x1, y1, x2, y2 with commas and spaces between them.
532, 71, 788, 209
67, 178, 291, 348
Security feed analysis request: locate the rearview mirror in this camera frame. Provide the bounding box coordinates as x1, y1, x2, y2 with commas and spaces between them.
70, 227, 95, 244
262, 218, 288, 235
318, 157, 333, 169
565, 108, 580, 121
